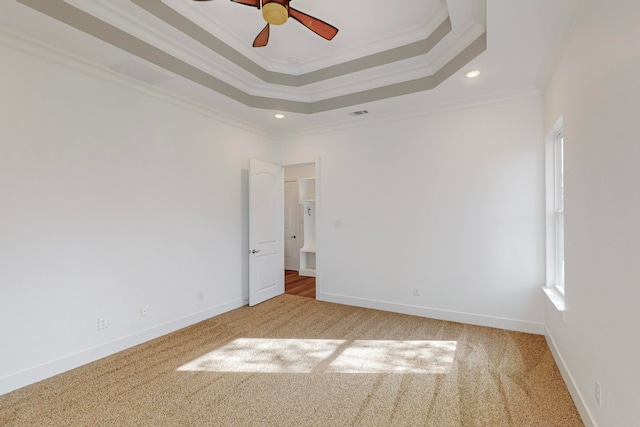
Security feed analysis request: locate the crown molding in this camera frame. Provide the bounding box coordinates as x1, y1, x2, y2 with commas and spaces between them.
66, 0, 264, 95
0, 26, 275, 139
64, 0, 455, 97
18, 0, 486, 114
0, 23, 542, 141
164, 0, 450, 75
133, 0, 454, 87
278, 87, 543, 140
278, 3, 450, 74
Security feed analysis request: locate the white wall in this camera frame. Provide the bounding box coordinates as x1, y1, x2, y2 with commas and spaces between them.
543, 0, 640, 425
0, 43, 276, 394
280, 94, 546, 333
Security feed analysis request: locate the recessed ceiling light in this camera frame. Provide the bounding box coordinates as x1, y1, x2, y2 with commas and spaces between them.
465, 70, 481, 78
274, 113, 285, 119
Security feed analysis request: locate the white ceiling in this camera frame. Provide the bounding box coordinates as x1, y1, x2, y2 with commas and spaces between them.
0, 0, 579, 137
176, 0, 449, 73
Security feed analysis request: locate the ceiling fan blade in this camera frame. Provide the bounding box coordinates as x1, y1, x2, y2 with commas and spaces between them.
230, 0, 261, 8
253, 23, 270, 47
288, 7, 338, 41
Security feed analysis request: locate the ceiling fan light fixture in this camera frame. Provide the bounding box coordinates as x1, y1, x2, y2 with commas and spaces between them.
225, 0, 338, 47
262, 3, 288, 25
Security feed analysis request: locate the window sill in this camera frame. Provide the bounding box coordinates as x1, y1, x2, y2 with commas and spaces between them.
542, 286, 565, 312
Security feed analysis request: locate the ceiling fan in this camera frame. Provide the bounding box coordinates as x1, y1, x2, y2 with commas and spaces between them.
193, 0, 339, 48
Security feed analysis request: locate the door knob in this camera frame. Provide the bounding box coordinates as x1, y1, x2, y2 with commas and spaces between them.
250, 249, 260, 254
291, 235, 296, 239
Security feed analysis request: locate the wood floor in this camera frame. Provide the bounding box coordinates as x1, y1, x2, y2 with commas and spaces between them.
284, 270, 315, 298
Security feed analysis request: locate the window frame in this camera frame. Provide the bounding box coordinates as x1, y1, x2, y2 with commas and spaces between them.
543, 117, 566, 311
554, 132, 565, 293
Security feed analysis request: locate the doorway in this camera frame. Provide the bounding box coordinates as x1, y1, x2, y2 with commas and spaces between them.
284, 163, 316, 299
247, 159, 317, 306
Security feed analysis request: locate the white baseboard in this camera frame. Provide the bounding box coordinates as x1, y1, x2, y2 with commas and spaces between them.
0, 298, 243, 396
544, 327, 597, 427
317, 292, 545, 335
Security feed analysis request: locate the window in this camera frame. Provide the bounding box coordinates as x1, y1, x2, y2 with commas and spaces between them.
543, 117, 565, 310
554, 132, 565, 293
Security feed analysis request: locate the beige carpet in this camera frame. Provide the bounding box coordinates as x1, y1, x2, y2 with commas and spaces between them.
0, 295, 583, 426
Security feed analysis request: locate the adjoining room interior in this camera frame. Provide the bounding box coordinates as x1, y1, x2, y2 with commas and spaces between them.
284, 270, 315, 298
1, 0, 639, 426
284, 162, 317, 299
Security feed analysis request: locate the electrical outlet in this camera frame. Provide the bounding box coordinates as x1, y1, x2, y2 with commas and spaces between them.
98, 317, 108, 330
198, 291, 205, 300
412, 286, 420, 296
140, 305, 148, 317
243, 296, 249, 304
595, 380, 602, 407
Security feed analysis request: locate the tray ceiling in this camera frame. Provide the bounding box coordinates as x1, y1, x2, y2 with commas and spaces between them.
0, 0, 579, 135
12, 0, 486, 114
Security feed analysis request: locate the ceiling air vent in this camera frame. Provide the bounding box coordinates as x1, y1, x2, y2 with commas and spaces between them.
349, 110, 369, 117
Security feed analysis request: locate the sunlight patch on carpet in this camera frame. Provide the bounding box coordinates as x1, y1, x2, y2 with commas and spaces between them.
328, 340, 457, 374
179, 339, 342, 373
177, 338, 457, 374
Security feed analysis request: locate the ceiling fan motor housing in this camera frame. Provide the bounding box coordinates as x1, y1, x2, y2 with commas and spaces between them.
261, 0, 288, 25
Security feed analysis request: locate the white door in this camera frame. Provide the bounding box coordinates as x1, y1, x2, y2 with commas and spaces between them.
249, 159, 284, 306
284, 181, 300, 271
